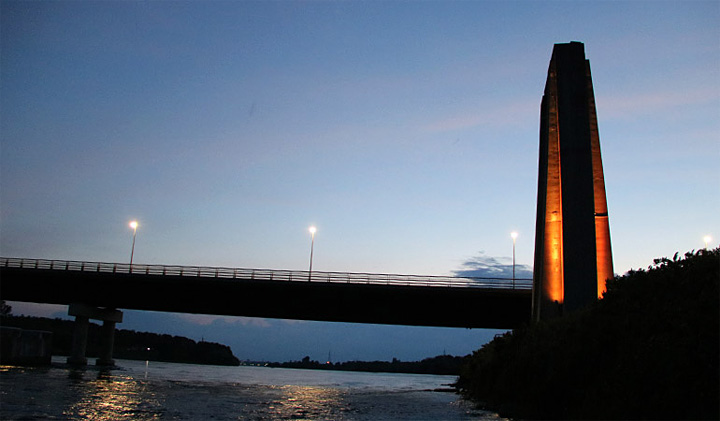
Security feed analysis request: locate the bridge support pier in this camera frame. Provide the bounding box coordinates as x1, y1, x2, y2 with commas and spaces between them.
67, 313, 89, 366
66, 303, 123, 367
97, 320, 118, 366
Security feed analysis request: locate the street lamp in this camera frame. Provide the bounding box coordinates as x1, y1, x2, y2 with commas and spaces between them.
511, 232, 518, 288
308, 226, 317, 281
129, 220, 138, 268
704, 235, 712, 249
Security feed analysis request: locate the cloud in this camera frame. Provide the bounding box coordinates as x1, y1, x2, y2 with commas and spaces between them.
599, 88, 718, 121
421, 99, 537, 133
453, 252, 533, 280
279, 319, 307, 325
176, 314, 272, 328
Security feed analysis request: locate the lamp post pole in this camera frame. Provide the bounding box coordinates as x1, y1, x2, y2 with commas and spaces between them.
308, 226, 316, 281
511, 232, 518, 288
129, 221, 138, 270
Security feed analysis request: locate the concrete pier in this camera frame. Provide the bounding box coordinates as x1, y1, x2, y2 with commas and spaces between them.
67, 303, 123, 366
67, 314, 90, 366
96, 320, 118, 366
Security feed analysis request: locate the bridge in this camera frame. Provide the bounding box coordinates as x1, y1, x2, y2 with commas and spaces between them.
0, 257, 531, 329
1, 257, 531, 364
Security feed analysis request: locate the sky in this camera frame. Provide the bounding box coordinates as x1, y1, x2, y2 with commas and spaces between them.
1, 1, 718, 363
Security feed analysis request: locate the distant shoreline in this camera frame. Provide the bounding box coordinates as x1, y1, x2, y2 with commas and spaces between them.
0, 314, 240, 366
264, 354, 467, 376
1, 313, 470, 374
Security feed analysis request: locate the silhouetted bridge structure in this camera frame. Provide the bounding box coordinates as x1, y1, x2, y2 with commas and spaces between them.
1, 257, 531, 330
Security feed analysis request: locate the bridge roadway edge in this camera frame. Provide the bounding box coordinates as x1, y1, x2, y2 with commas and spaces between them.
0, 267, 531, 329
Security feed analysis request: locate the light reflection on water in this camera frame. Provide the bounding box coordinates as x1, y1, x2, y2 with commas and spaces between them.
64, 370, 164, 420
269, 386, 351, 419
0, 358, 501, 420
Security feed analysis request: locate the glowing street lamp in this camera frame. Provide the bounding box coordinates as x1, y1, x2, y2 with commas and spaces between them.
704, 235, 712, 249
308, 226, 317, 281
129, 220, 138, 268
511, 232, 518, 287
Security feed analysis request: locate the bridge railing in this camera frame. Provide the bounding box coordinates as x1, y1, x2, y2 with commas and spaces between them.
0, 257, 533, 290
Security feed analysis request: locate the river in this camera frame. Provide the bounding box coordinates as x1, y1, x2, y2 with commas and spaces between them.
0, 356, 503, 420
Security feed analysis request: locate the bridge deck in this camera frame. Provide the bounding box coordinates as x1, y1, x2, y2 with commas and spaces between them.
0, 258, 532, 329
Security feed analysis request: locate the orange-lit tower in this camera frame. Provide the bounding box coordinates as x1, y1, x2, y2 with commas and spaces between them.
532, 42, 613, 321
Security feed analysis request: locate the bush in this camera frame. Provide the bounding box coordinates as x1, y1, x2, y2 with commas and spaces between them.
457, 248, 719, 420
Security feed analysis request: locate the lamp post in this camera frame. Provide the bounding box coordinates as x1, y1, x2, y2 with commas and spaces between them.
511, 232, 518, 288
704, 235, 712, 249
308, 226, 317, 281
129, 220, 138, 269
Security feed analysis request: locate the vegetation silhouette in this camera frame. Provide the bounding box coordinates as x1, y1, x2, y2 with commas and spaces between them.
456, 248, 719, 420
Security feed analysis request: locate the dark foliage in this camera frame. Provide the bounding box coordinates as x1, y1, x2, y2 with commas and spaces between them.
0, 315, 239, 366
456, 248, 719, 420
269, 354, 468, 375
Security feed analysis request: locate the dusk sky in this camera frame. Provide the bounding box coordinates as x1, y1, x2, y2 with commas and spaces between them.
2, 1, 718, 362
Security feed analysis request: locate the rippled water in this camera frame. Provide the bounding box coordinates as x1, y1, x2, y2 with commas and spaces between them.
0, 357, 502, 420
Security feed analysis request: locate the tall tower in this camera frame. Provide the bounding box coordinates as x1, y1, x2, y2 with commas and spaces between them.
532, 42, 614, 321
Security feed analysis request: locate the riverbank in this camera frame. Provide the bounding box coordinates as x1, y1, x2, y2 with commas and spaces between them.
456, 248, 719, 420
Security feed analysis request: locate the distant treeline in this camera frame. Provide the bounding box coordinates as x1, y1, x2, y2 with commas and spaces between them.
0, 315, 240, 366
456, 248, 720, 420
268, 354, 467, 375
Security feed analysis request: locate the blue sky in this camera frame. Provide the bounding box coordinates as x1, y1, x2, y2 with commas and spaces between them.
2, 1, 718, 362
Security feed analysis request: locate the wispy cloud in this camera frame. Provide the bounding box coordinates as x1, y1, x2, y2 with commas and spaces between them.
177, 314, 271, 328
598, 88, 718, 120
453, 252, 533, 280
421, 99, 537, 133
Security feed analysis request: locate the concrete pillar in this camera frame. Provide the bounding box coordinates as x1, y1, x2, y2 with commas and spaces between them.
96, 320, 117, 366
67, 315, 89, 366
67, 303, 123, 367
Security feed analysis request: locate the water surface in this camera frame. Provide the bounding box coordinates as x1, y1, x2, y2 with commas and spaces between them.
0, 357, 503, 420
